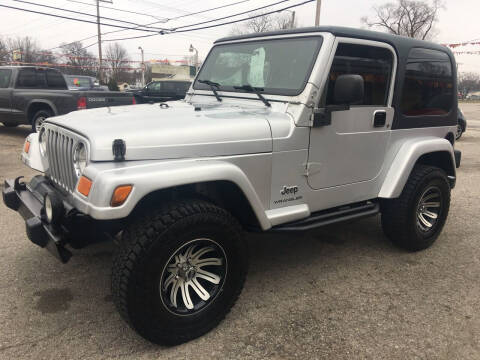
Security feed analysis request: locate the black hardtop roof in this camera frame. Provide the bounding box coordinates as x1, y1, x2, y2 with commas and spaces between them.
215, 26, 452, 57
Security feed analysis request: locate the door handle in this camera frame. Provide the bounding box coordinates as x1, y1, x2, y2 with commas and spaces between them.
373, 110, 387, 127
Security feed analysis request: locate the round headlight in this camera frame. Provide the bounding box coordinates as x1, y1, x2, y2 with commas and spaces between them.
73, 142, 87, 176
39, 127, 47, 156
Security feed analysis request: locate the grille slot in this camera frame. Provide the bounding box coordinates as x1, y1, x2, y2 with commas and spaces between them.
45, 126, 84, 192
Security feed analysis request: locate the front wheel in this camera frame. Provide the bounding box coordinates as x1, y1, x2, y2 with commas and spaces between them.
381, 165, 451, 251
111, 199, 247, 345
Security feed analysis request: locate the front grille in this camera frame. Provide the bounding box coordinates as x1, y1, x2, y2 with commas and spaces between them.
45, 125, 85, 192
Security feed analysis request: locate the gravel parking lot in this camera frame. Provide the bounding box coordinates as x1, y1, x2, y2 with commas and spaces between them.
1, 103, 479, 360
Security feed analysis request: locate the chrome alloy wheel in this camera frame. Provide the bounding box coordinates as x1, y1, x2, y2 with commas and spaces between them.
416, 186, 442, 232
34, 115, 46, 132
160, 239, 227, 316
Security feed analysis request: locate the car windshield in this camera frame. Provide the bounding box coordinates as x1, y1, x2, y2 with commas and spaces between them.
65, 76, 91, 88
194, 36, 323, 96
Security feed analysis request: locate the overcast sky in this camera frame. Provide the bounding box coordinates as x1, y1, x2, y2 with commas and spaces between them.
1, 0, 479, 73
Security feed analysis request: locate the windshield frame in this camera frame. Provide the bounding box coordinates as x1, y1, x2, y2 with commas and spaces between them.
193, 35, 323, 97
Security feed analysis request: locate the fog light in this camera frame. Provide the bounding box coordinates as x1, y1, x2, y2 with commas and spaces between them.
43, 192, 64, 225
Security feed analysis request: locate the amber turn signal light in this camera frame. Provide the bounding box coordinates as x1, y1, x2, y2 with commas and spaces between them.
111, 185, 132, 207
77, 176, 92, 197
24, 140, 30, 154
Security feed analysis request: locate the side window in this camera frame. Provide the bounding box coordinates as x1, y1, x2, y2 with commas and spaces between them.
46, 70, 67, 89
16, 68, 47, 88
148, 82, 161, 91
0, 69, 12, 88
400, 48, 453, 116
325, 43, 393, 106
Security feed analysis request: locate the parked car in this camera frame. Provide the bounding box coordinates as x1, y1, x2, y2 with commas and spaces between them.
456, 107, 467, 140
0, 67, 136, 131
3, 26, 461, 345
131, 80, 191, 103
64, 75, 107, 91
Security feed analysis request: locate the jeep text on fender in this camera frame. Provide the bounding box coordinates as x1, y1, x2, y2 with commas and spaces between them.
2, 26, 461, 345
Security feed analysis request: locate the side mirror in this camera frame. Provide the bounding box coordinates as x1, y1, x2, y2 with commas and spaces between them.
333, 74, 364, 105
312, 74, 364, 127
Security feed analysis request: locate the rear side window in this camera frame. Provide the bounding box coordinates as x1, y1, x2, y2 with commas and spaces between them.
400, 48, 453, 116
46, 70, 67, 89
16, 68, 47, 88
0, 69, 12, 88
325, 43, 394, 106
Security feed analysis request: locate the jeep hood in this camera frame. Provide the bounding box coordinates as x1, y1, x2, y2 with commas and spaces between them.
47, 101, 273, 161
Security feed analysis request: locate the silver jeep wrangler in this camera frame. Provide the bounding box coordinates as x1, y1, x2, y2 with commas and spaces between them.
3, 26, 461, 345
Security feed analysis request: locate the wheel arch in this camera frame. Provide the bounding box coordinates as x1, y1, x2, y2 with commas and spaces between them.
379, 137, 455, 199
78, 160, 272, 230
27, 100, 57, 123
130, 180, 264, 230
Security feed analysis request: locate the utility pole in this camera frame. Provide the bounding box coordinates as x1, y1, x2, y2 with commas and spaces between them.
96, 0, 112, 83
96, 0, 103, 83
315, 0, 322, 26
138, 46, 145, 87
290, 11, 296, 28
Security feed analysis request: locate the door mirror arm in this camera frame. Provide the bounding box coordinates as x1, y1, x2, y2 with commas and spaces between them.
312, 104, 350, 127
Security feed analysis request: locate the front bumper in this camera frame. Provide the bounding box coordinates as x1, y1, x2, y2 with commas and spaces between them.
2, 176, 73, 263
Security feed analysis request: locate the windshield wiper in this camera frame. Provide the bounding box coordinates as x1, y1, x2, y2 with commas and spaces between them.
198, 79, 222, 102
233, 84, 271, 107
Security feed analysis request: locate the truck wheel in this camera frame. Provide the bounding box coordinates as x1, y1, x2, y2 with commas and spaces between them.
381, 165, 451, 251
455, 124, 463, 140
111, 199, 247, 345
31, 109, 52, 132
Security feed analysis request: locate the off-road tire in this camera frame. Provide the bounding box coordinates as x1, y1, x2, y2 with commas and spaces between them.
111, 199, 247, 345
381, 165, 451, 251
455, 123, 463, 140
31, 109, 53, 132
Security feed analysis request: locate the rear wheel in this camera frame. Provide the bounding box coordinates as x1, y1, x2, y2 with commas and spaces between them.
111, 199, 247, 345
31, 109, 52, 132
381, 165, 451, 251
455, 123, 463, 140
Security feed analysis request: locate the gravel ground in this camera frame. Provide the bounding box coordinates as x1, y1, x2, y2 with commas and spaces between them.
0, 104, 479, 360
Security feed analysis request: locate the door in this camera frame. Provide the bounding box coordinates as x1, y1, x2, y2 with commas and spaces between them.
144, 82, 162, 102
307, 40, 397, 190
0, 69, 13, 121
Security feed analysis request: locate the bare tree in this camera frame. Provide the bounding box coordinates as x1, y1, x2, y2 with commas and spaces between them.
104, 42, 130, 83
361, 0, 444, 40
230, 11, 297, 35
7, 36, 56, 64
0, 37, 8, 63
60, 41, 97, 76
458, 72, 480, 99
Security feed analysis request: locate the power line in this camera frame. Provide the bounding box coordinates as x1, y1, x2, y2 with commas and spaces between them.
171, 0, 291, 30
11, 0, 167, 30
104, 0, 314, 41
4, 0, 314, 49
0, 4, 166, 33
65, 0, 167, 21
46, 0, 295, 48
166, 0, 253, 21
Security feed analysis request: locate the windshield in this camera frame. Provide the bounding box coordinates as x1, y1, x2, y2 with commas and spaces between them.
65, 76, 92, 88
194, 36, 323, 96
